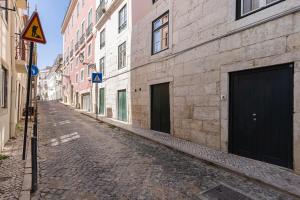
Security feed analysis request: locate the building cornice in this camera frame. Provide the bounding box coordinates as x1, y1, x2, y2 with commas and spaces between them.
95, 0, 123, 30
61, 0, 78, 34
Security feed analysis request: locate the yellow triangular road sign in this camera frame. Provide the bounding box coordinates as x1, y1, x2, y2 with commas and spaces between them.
22, 12, 46, 44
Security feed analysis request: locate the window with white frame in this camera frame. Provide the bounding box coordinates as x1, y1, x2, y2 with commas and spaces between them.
100, 29, 105, 49
81, 20, 85, 36
0, 66, 8, 108
87, 65, 92, 78
88, 9, 92, 25
99, 57, 105, 76
88, 43, 91, 57
152, 11, 169, 54
0, 0, 8, 22
77, 30, 80, 42
237, 0, 284, 18
118, 4, 127, 33
77, 3, 80, 17
80, 69, 84, 81
76, 73, 79, 83
118, 42, 126, 69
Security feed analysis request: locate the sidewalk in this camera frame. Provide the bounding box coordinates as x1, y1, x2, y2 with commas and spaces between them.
0, 122, 31, 200
65, 104, 300, 198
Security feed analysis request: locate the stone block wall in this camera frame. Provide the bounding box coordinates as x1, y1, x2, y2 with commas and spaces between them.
131, 0, 300, 173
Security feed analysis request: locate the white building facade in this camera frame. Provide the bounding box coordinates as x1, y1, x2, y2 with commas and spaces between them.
93, 0, 132, 122
0, 0, 28, 150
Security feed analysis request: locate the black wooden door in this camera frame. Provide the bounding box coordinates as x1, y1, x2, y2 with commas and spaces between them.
151, 83, 170, 133
229, 64, 293, 169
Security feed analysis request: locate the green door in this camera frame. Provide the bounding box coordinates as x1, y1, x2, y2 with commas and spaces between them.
118, 90, 127, 121
99, 88, 105, 115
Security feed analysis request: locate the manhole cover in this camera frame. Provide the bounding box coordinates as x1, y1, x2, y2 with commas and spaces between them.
202, 185, 252, 200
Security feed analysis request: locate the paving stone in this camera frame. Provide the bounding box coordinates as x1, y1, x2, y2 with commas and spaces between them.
32, 101, 299, 200
0, 129, 26, 200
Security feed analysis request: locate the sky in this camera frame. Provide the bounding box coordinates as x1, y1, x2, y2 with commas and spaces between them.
28, 0, 70, 69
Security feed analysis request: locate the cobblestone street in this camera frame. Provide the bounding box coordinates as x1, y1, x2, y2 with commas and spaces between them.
32, 101, 299, 200
0, 125, 26, 200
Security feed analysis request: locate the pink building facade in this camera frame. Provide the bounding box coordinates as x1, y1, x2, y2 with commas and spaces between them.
61, 0, 96, 111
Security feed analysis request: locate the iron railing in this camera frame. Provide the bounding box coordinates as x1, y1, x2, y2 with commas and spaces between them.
80, 34, 85, 45
15, 34, 27, 61
75, 42, 79, 51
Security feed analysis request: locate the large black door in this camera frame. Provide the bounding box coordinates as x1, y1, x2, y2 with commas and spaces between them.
151, 83, 170, 133
229, 64, 293, 169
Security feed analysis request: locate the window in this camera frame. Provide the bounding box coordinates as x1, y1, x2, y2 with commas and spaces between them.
88, 44, 91, 57
118, 4, 127, 33
88, 9, 93, 25
100, 29, 105, 49
77, 30, 80, 42
153, 0, 158, 3
76, 73, 79, 83
152, 12, 169, 54
80, 69, 84, 81
81, 21, 85, 36
0, 66, 8, 108
99, 57, 105, 76
237, 0, 284, 18
82, 0, 85, 7
77, 3, 80, 17
118, 42, 126, 69
87, 65, 92, 78
0, 0, 8, 22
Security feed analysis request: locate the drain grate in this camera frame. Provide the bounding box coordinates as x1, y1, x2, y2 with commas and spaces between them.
202, 185, 252, 200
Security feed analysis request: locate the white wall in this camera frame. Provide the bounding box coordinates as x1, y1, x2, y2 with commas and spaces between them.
94, 0, 132, 122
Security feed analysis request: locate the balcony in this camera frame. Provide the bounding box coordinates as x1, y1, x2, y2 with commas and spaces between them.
96, 2, 106, 22
80, 34, 85, 46
86, 23, 93, 39
15, 35, 28, 73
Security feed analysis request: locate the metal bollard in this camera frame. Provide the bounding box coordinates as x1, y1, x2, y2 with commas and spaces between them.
31, 136, 38, 192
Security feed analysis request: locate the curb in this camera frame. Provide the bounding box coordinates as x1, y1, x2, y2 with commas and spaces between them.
19, 139, 32, 200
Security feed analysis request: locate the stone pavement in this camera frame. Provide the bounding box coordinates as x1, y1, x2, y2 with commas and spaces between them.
82, 108, 300, 198
0, 124, 26, 200
32, 101, 299, 200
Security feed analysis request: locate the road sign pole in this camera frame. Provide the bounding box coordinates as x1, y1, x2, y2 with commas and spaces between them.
95, 83, 98, 120
22, 41, 34, 160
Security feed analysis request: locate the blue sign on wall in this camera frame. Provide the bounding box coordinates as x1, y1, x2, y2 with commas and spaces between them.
92, 73, 102, 83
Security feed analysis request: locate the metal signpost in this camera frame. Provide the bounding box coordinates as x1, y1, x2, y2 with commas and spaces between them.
21, 11, 46, 193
